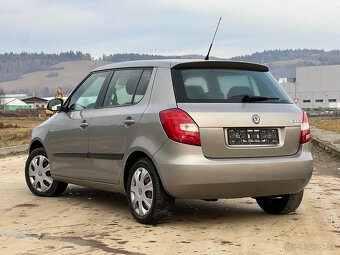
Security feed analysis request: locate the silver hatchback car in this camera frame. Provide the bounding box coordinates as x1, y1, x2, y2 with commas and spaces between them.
25, 59, 313, 224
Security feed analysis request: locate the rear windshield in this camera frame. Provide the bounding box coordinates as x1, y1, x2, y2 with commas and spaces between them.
171, 68, 291, 104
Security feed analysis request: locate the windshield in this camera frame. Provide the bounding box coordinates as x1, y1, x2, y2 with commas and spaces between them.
171, 68, 292, 104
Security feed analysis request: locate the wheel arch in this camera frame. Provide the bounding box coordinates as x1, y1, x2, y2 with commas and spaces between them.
123, 150, 159, 192
29, 139, 45, 153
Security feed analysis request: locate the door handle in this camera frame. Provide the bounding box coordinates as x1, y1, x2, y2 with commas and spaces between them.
124, 117, 135, 127
80, 121, 89, 129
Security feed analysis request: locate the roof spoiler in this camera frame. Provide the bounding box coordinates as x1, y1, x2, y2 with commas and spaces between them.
172, 61, 269, 72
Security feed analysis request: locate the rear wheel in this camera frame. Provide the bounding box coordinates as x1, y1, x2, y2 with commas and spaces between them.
25, 148, 68, 197
256, 190, 304, 214
127, 158, 174, 224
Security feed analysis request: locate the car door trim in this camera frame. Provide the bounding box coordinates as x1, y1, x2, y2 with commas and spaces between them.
53, 152, 124, 160
53, 152, 87, 158
88, 152, 124, 160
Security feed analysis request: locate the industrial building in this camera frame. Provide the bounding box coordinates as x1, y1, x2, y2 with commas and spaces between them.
279, 65, 340, 109
22, 96, 48, 109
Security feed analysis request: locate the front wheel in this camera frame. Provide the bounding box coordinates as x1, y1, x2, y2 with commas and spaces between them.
127, 158, 174, 224
25, 148, 68, 197
256, 190, 304, 214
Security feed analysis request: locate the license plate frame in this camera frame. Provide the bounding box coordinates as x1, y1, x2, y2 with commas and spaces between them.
227, 128, 279, 146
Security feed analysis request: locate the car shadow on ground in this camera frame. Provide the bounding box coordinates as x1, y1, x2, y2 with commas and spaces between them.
58, 185, 277, 225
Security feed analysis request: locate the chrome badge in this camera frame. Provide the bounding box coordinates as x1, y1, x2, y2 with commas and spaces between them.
252, 114, 260, 124
291, 119, 301, 125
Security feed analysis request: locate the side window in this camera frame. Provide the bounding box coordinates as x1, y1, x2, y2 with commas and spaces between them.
68, 72, 109, 110
103, 69, 152, 107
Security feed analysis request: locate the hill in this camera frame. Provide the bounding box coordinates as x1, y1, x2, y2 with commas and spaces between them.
0, 53, 219, 97
2, 49, 340, 97
102, 50, 340, 79
100, 53, 220, 62
0, 60, 108, 97
0, 51, 92, 83
229, 49, 340, 78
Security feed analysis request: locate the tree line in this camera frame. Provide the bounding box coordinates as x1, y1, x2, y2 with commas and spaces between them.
2, 49, 340, 97
230, 49, 340, 78
103, 50, 340, 78
99, 53, 214, 62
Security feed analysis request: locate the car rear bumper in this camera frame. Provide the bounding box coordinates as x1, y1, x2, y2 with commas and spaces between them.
153, 141, 313, 199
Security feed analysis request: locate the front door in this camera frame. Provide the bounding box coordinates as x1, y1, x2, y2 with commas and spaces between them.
88, 69, 153, 184
48, 71, 110, 180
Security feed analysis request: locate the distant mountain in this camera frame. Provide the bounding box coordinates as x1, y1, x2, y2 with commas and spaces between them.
104, 50, 340, 79
229, 49, 340, 78
0, 52, 221, 85
2, 49, 340, 96
0, 60, 108, 97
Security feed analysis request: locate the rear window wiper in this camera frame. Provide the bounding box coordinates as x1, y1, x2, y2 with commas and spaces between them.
242, 95, 280, 102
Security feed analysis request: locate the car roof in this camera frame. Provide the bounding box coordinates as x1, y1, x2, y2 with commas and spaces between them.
92, 59, 269, 72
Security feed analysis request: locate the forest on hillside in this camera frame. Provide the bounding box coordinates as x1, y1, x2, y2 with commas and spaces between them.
230, 49, 340, 78
0, 52, 211, 85
100, 53, 214, 62
2, 49, 340, 97
0, 51, 91, 83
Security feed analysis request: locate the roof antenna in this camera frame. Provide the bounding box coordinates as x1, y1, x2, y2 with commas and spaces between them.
205, 17, 222, 60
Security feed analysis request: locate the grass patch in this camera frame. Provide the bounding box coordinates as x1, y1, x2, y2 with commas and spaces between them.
310, 119, 340, 134
0, 117, 47, 147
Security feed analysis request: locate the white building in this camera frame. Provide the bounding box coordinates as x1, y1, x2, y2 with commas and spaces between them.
0, 98, 30, 110
280, 65, 340, 109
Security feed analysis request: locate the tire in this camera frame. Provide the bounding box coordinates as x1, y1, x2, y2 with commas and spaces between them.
127, 158, 175, 224
25, 148, 68, 197
256, 190, 304, 214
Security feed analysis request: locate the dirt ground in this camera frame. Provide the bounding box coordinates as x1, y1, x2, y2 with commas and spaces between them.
0, 148, 339, 255
0, 116, 46, 147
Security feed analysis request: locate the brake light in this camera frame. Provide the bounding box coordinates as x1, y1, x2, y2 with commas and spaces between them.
159, 108, 201, 146
300, 111, 311, 144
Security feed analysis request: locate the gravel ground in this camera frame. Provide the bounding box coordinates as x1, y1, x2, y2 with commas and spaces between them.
312, 146, 340, 178
0, 149, 339, 255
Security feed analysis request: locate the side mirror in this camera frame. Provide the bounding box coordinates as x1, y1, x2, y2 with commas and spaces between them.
47, 98, 64, 112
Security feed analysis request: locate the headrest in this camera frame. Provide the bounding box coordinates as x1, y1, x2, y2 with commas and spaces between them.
185, 85, 206, 99
227, 86, 253, 99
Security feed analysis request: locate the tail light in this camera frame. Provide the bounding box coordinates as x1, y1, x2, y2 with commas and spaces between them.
159, 108, 201, 146
300, 111, 311, 144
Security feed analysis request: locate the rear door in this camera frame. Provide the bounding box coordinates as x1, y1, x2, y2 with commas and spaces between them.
172, 67, 302, 158
88, 68, 154, 184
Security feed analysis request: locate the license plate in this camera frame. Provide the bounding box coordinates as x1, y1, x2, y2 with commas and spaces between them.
227, 128, 279, 145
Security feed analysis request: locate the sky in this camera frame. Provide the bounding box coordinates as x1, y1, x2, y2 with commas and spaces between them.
1, 0, 340, 59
